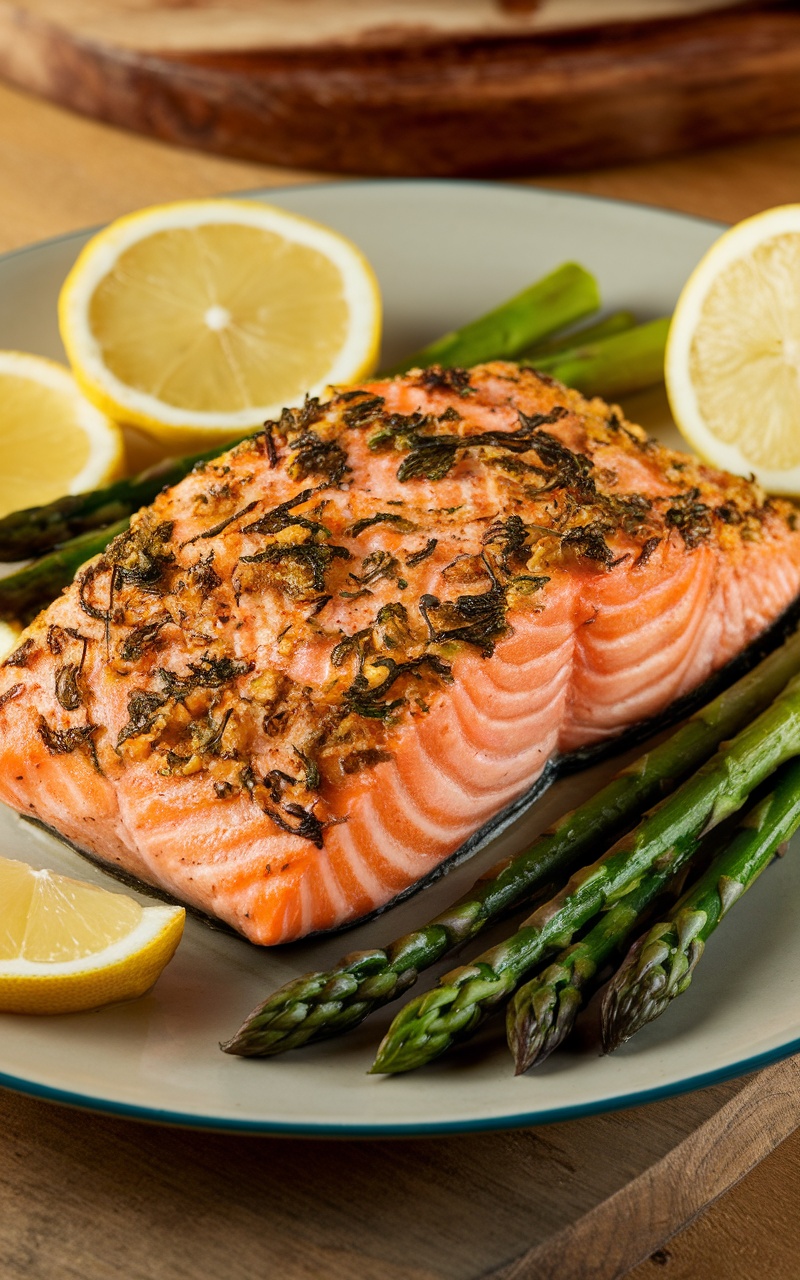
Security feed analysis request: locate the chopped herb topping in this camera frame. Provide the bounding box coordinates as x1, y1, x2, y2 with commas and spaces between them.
293, 746, 321, 790
419, 582, 508, 658
158, 655, 252, 699
636, 536, 661, 567
560, 522, 615, 565
368, 406, 570, 484
259, 426, 278, 468
190, 554, 222, 593
242, 487, 329, 539
415, 367, 473, 394
482, 514, 529, 573
110, 519, 176, 586
344, 653, 453, 720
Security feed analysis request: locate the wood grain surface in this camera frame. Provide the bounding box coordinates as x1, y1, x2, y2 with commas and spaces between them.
630, 1118, 800, 1278
0, 1, 795, 175
1, 1059, 799, 1280
1, 75, 800, 1280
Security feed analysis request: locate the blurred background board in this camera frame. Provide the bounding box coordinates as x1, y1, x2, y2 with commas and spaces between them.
0, 1, 799, 175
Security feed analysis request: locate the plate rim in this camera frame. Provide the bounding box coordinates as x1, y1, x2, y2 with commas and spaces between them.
4, 178, 780, 1139
2, 1033, 797, 1136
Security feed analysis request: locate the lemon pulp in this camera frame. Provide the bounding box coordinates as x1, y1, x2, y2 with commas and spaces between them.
0, 858, 142, 963
0, 854, 185, 1014
89, 224, 351, 414
688, 233, 800, 470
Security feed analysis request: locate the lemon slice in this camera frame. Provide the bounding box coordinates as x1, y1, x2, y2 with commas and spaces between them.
666, 204, 800, 495
0, 352, 123, 519
58, 198, 382, 448
0, 854, 185, 1014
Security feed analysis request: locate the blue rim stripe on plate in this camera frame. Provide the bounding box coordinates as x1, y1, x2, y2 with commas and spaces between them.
2, 1032, 799, 1135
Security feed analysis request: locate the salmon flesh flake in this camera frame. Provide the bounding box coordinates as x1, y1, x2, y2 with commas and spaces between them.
2, 362, 800, 945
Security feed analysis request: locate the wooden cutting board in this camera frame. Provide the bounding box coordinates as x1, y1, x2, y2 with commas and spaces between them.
1, 0, 800, 175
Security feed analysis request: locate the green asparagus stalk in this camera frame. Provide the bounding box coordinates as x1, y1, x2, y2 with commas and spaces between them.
601, 757, 800, 1052
383, 264, 600, 376
506, 838, 700, 1074
370, 667, 800, 1074
221, 629, 800, 1057
523, 317, 670, 401
522, 309, 637, 360
0, 441, 249, 563
0, 520, 129, 623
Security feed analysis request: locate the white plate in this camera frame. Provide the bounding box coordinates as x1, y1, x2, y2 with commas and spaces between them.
2, 180, 798, 1136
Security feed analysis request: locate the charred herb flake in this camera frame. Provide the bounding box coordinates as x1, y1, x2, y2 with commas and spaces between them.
3, 638, 34, 668
119, 617, 170, 663
287, 432, 350, 486
348, 551, 399, 587
345, 513, 417, 537
38, 718, 100, 771
158, 655, 253, 699
406, 538, 438, 567
665, 488, 713, 548
117, 690, 167, 747
241, 543, 351, 594
341, 395, 386, 428
55, 665, 83, 711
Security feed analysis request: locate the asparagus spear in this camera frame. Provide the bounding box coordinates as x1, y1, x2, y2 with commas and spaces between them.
382, 263, 599, 376
522, 309, 636, 360
221, 628, 800, 1057
523, 317, 670, 401
0, 442, 247, 563
370, 668, 800, 1074
0, 519, 130, 623
601, 757, 800, 1052
506, 835, 701, 1074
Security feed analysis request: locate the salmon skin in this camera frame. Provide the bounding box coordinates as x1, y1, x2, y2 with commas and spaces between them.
2, 362, 800, 946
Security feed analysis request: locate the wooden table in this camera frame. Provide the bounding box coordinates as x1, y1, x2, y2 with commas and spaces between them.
2, 77, 800, 1280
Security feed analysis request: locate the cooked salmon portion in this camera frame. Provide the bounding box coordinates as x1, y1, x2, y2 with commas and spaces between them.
2, 362, 800, 945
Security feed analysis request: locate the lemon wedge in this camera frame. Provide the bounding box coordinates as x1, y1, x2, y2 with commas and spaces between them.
0, 854, 185, 1014
666, 204, 800, 494
58, 198, 382, 449
0, 352, 123, 519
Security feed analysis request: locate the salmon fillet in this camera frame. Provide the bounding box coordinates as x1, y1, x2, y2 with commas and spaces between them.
2, 362, 800, 945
